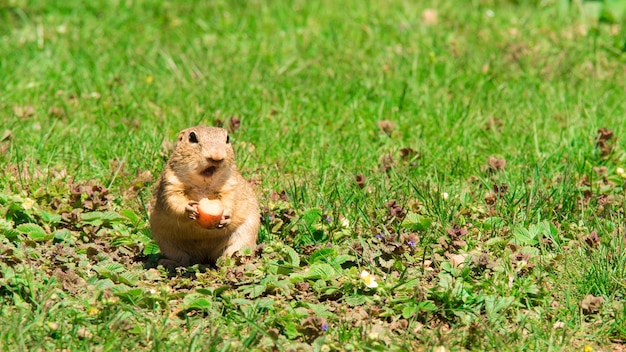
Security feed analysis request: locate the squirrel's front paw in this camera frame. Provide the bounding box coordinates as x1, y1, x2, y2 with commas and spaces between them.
218, 212, 232, 228
185, 202, 199, 220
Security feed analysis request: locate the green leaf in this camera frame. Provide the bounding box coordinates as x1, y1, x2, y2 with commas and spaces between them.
394, 278, 420, 291
81, 211, 126, 226
114, 288, 144, 304
0, 218, 14, 231
484, 236, 506, 247
485, 295, 515, 323
344, 295, 366, 306
402, 303, 418, 319
417, 301, 437, 312
301, 208, 322, 230
273, 263, 298, 275
281, 245, 300, 267
255, 298, 275, 309
308, 247, 336, 264
0, 229, 20, 241
120, 209, 140, 225
118, 272, 139, 286
0, 218, 19, 241
437, 273, 454, 290
301, 302, 333, 317
520, 246, 540, 256
230, 298, 253, 306
0, 193, 9, 205
212, 285, 230, 297
581, 1, 603, 20
282, 321, 300, 339
16, 223, 49, 241
401, 212, 432, 231
90, 279, 115, 290
300, 263, 338, 281
142, 242, 161, 255
195, 286, 232, 298
245, 284, 266, 299
53, 229, 74, 244
514, 221, 555, 246
103, 262, 125, 273
196, 288, 213, 295
600, 0, 626, 23
482, 217, 504, 230
332, 254, 354, 266
183, 294, 213, 310
94, 262, 137, 285
38, 210, 62, 225
513, 227, 538, 246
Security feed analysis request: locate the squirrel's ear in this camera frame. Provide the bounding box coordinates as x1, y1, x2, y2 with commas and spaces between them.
177, 131, 185, 142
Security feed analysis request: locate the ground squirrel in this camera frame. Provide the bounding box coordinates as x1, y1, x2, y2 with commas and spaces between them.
149, 126, 259, 266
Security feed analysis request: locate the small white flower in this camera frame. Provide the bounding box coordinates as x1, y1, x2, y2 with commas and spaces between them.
441, 192, 449, 200
360, 270, 378, 288
23, 198, 36, 210
341, 217, 350, 228
617, 167, 626, 179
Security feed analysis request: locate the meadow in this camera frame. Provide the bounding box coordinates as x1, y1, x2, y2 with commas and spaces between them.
1, 0, 626, 350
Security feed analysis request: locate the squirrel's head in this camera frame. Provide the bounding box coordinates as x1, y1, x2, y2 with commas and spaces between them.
170, 126, 235, 184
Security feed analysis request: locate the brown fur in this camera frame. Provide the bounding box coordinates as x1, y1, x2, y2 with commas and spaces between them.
149, 126, 259, 266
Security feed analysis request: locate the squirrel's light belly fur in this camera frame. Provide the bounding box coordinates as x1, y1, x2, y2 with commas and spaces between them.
149, 126, 259, 266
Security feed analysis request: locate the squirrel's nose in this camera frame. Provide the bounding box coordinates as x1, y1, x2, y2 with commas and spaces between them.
205, 148, 227, 163
206, 154, 225, 163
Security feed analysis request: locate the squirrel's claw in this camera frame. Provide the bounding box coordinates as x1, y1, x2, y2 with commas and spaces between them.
218, 212, 232, 228
185, 202, 199, 220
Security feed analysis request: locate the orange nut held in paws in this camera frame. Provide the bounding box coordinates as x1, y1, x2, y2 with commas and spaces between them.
196, 198, 224, 228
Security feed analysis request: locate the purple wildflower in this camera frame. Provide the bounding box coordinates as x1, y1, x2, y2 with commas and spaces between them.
321, 322, 329, 332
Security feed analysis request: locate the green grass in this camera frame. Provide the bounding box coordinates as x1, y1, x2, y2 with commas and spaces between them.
1, 0, 626, 350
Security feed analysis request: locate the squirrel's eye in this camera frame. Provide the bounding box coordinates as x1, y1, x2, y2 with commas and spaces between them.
226, 135, 230, 144
189, 132, 198, 143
